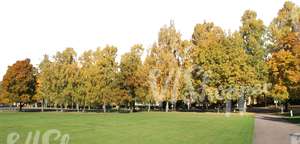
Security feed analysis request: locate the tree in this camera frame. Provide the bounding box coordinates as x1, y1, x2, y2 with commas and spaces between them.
119, 44, 144, 111
268, 31, 300, 102
268, 1, 300, 110
79, 50, 96, 111
191, 22, 226, 105
191, 22, 255, 111
35, 55, 53, 111
136, 60, 152, 111
52, 48, 78, 110
269, 1, 300, 52
268, 50, 298, 101
2, 59, 37, 111
240, 10, 268, 105
224, 32, 257, 111
113, 71, 131, 108
0, 81, 9, 104
143, 48, 159, 111
147, 22, 182, 112
177, 40, 199, 110
94, 46, 119, 112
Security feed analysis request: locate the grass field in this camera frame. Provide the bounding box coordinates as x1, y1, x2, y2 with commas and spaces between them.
287, 116, 300, 124
0, 112, 254, 144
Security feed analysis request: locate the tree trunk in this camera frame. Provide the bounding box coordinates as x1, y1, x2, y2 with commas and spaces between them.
60, 104, 63, 112
225, 100, 231, 113
172, 101, 176, 111
9, 103, 12, 111
130, 105, 133, 113
165, 101, 169, 112
247, 96, 251, 105
82, 102, 86, 112
76, 103, 79, 112
263, 93, 267, 107
82, 97, 86, 112
19, 102, 23, 112
49, 101, 52, 109
187, 99, 190, 111
64, 103, 68, 110
41, 99, 44, 112
103, 103, 106, 113
243, 99, 247, 112
130, 98, 136, 113
54, 103, 57, 112
116, 105, 119, 111
284, 101, 289, 112
148, 103, 151, 112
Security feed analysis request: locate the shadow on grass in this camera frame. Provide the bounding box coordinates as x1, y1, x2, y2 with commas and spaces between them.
255, 113, 300, 126
287, 116, 300, 124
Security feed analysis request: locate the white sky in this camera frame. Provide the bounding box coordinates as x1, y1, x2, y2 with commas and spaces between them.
0, 0, 299, 78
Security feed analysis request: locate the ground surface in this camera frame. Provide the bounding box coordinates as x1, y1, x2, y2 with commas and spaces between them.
254, 113, 300, 144
0, 112, 254, 144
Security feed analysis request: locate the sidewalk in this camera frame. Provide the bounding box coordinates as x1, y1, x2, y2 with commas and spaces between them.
254, 114, 300, 144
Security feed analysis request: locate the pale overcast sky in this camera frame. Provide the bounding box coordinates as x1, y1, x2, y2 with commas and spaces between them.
0, 0, 299, 78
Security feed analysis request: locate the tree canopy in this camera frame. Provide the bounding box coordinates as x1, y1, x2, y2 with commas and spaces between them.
1, 1, 300, 112
2, 59, 36, 111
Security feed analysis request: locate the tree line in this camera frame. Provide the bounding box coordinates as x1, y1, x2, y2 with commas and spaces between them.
0, 1, 300, 112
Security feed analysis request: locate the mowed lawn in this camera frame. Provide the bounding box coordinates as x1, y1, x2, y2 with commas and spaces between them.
0, 112, 254, 144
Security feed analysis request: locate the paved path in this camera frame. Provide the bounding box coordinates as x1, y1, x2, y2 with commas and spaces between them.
254, 113, 300, 144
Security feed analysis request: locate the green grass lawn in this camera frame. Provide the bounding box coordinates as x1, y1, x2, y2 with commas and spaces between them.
0, 112, 254, 144
287, 116, 300, 124
278, 113, 300, 124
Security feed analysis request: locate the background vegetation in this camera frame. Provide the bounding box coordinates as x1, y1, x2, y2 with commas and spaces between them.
0, 1, 299, 112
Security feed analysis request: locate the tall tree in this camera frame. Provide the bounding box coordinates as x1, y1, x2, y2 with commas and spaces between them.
148, 22, 182, 112
269, 1, 300, 52
94, 46, 118, 112
268, 1, 300, 109
2, 59, 37, 111
240, 10, 268, 105
268, 49, 299, 101
177, 40, 199, 110
35, 55, 53, 111
191, 22, 226, 104
120, 44, 144, 111
79, 50, 96, 111
191, 22, 255, 111
52, 48, 78, 110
